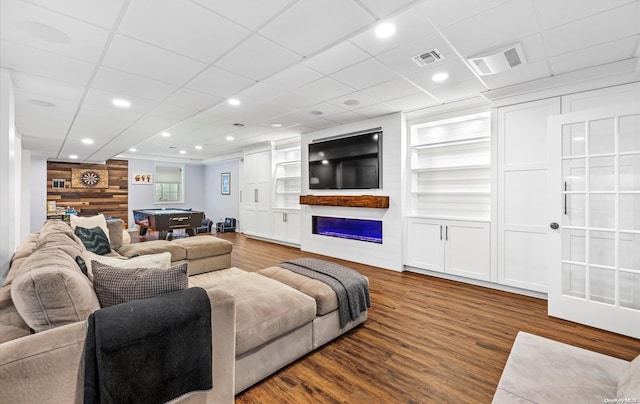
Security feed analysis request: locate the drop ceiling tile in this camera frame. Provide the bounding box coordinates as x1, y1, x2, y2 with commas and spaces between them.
417, 0, 511, 29
362, 78, 422, 101
374, 32, 456, 76
164, 88, 222, 111
349, 8, 436, 56
0, 40, 95, 85
103, 35, 207, 85
356, 0, 416, 18
123, 115, 181, 138
14, 114, 70, 139
352, 102, 398, 118
549, 37, 639, 75
215, 35, 301, 81
481, 59, 551, 89
299, 119, 337, 131
12, 73, 85, 103
148, 103, 199, 121
0, 0, 110, 63
83, 88, 157, 114
254, 64, 324, 94
259, 0, 374, 56
303, 41, 371, 75
186, 66, 255, 98
118, 0, 250, 63
92, 67, 179, 102
300, 102, 347, 117
73, 103, 144, 127
269, 91, 320, 111
534, 0, 636, 29
384, 92, 440, 111
191, 0, 294, 30
14, 94, 77, 123
332, 58, 400, 90
327, 91, 381, 110
25, 0, 125, 29
426, 77, 487, 102
20, 134, 64, 154
296, 77, 356, 102
324, 110, 368, 124
275, 110, 326, 125
407, 58, 478, 91
542, 2, 640, 57
440, 0, 540, 57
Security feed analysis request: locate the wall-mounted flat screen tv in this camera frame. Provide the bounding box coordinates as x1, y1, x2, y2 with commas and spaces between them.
308, 129, 382, 190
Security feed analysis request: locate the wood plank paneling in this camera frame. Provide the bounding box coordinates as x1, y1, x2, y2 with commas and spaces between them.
47, 160, 128, 227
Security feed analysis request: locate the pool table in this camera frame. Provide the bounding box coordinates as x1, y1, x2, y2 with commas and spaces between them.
133, 208, 204, 239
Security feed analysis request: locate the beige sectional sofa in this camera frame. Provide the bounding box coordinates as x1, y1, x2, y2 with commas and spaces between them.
0, 218, 369, 402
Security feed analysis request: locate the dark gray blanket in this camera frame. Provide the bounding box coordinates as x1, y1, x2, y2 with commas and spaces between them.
84, 287, 212, 404
279, 258, 370, 328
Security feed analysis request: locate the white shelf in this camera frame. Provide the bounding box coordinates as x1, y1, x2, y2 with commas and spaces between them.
412, 136, 490, 150
411, 190, 490, 195
412, 164, 491, 172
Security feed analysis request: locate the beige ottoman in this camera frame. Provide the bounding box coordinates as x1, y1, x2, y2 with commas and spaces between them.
172, 236, 232, 275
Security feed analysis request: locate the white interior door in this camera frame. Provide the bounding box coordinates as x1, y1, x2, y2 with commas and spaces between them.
548, 104, 640, 338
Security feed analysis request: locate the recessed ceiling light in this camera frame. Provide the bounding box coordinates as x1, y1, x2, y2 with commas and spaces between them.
432, 72, 449, 82
309, 110, 323, 116
69, 154, 78, 159
195, 145, 202, 150
321, 159, 329, 165
344, 99, 360, 106
81, 138, 94, 145
112, 98, 131, 108
228, 98, 241, 106
161, 132, 171, 137
375, 23, 396, 39
226, 136, 234, 141
129, 148, 137, 152
179, 150, 186, 154
270, 123, 283, 128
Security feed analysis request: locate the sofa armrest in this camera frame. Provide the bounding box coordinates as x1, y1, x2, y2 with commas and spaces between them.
0, 321, 87, 403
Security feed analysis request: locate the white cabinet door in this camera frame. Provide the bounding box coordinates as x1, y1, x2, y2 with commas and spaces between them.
285, 211, 301, 244
272, 211, 287, 241
242, 150, 271, 237
445, 221, 491, 281
271, 210, 301, 245
497, 98, 561, 292
406, 218, 445, 273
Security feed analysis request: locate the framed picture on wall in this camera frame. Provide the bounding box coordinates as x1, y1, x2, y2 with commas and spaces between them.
221, 172, 230, 195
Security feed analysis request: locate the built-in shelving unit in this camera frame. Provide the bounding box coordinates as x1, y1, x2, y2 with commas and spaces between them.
273, 145, 301, 210
409, 112, 491, 220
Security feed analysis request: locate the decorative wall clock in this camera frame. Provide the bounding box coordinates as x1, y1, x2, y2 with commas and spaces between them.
71, 168, 109, 188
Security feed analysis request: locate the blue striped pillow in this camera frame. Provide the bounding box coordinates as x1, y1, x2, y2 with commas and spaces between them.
75, 226, 111, 255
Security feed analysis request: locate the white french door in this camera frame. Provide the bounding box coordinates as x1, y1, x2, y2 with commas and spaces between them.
548, 104, 640, 338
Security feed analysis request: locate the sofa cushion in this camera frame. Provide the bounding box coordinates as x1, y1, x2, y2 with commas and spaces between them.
209, 272, 316, 356
172, 236, 232, 260
74, 226, 111, 255
618, 354, 640, 398
10, 248, 100, 332
82, 251, 172, 281
92, 261, 188, 308
106, 219, 124, 250
258, 266, 338, 315
70, 214, 110, 244
117, 240, 187, 262
0, 304, 31, 343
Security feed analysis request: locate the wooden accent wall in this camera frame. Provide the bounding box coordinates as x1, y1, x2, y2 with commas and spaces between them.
47, 159, 129, 227
299, 195, 389, 208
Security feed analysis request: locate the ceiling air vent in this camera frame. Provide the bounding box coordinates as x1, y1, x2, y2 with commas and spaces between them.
467, 43, 527, 76
411, 49, 444, 67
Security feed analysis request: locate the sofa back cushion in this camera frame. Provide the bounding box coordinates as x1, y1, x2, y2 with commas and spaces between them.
82, 251, 171, 281
618, 355, 640, 398
10, 247, 100, 332
106, 219, 124, 250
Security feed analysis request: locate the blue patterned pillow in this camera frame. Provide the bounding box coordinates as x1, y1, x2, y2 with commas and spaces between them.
74, 226, 111, 255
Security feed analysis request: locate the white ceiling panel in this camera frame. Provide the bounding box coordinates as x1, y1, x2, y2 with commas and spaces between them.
534, 0, 637, 30
418, 0, 511, 29
20, 133, 63, 153
356, 0, 416, 18
300, 102, 348, 117
14, 114, 70, 139
91, 67, 179, 102
83, 88, 157, 115
118, 0, 250, 63
269, 91, 320, 111
12, 73, 85, 103
102, 35, 207, 85
384, 92, 439, 110
349, 7, 436, 56
163, 88, 222, 111
408, 58, 479, 91
480, 59, 551, 89
192, 0, 294, 30
259, 0, 374, 56
327, 91, 381, 110
440, 0, 540, 57
0, 0, 110, 63
147, 103, 198, 122
324, 110, 368, 124
303, 41, 371, 75
331, 58, 400, 90
25, 0, 125, 29
14, 99, 75, 127
0, 40, 95, 85
352, 103, 398, 118
296, 77, 356, 102
248, 64, 323, 96
542, 2, 640, 57
427, 77, 487, 102
549, 37, 640, 76
362, 78, 423, 101
186, 66, 255, 98
215, 35, 301, 81
374, 32, 457, 76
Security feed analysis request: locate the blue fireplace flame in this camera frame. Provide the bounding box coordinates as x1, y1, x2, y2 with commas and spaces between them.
312, 216, 382, 244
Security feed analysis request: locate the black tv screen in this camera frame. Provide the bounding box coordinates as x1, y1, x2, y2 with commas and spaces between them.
308, 130, 382, 190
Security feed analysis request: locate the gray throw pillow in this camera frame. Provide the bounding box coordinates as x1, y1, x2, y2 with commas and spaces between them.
75, 226, 111, 255
92, 261, 188, 308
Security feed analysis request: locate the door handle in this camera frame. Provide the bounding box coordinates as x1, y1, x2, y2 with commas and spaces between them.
550, 222, 559, 229
254, 188, 258, 203
440, 225, 442, 240
445, 225, 448, 241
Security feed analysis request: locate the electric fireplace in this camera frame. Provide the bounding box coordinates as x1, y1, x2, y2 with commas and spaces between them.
312, 216, 382, 244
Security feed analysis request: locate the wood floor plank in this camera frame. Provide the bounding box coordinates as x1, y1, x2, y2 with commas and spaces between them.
134, 232, 640, 403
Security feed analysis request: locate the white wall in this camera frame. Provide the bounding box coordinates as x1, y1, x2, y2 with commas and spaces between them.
300, 112, 405, 271
204, 159, 240, 223
127, 159, 205, 228
0, 68, 21, 283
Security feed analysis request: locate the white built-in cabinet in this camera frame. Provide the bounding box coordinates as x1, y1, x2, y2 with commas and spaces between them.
270, 144, 301, 245
242, 150, 271, 238
405, 112, 492, 282
272, 210, 301, 245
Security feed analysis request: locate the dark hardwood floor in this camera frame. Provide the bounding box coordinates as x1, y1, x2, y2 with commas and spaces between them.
133, 231, 640, 403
